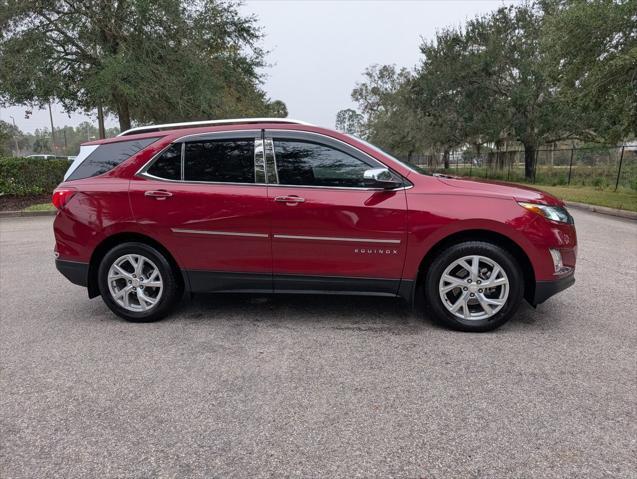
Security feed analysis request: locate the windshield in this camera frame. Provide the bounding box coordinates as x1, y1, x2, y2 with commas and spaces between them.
345, 134, 429, 175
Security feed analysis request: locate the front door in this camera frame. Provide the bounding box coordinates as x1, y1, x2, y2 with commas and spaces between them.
265, 130, 408, 295
129, 130, 272, 292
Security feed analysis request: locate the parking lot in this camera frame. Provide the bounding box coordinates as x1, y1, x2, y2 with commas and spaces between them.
1, 209, 635, 478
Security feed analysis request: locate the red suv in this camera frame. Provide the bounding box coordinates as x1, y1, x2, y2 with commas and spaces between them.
53, 119, 576, 331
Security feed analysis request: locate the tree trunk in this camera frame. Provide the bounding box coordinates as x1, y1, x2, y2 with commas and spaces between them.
116, 98, 131, 132
524, 143, 536, 180
443, 149, 450, 169
97, 104, 106, 139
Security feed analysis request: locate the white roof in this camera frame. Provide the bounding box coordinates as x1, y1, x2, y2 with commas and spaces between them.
118, 118, 313, 137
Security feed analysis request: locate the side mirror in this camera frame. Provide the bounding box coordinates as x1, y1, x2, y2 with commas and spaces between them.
363, 168, 402, 189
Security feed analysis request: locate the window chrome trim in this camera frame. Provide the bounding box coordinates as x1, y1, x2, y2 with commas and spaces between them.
265, 138, 279, 184
273, 234, 401, 244
254, 138, 266, 183
266, 183, 412, 192
180, 142, 185, 180
172, 228, 269, 238
135, 128, 414, 191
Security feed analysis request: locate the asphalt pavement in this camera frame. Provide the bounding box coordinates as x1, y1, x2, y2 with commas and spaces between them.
1, 210, 635, 478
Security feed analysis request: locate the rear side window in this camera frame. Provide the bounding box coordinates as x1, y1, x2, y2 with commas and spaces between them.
147, 143, 182, 180
67, 137, 159, 181
184, 139, 254, 183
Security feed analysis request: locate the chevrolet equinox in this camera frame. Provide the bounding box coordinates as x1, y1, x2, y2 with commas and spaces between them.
53, 118, 576, 331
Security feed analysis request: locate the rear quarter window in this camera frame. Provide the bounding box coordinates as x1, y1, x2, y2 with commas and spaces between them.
66, 137, 160, 181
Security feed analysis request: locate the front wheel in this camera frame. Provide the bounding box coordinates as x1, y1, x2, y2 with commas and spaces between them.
97, 242, 181, 322
424, 241, 524, 332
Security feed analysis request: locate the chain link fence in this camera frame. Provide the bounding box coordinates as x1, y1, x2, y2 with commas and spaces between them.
406, 145, 637, 191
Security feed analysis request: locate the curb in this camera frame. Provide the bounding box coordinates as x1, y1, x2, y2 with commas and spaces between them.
0, 210, 56, 218
564, 201, 637, 221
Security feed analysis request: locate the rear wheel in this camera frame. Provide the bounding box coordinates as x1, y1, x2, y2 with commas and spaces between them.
424, 241, 524, 332
98, 242, 181, 322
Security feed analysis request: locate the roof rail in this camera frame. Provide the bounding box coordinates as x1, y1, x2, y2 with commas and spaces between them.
117, 118, 313, 137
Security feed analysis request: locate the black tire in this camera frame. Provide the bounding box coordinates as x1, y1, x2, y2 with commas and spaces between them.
97, 242, 182, 322
424, 241, 524, 332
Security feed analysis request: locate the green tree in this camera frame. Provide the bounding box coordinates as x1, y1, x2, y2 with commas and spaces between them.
0, 1, 280, 131
266, 100, 288, 118
416, 5, 583, 179
542, 0, 637, 143
335, 109, 364, 137
350, 64, 425, 158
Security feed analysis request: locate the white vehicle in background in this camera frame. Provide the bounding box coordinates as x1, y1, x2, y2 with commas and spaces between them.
26, 154, 74, 161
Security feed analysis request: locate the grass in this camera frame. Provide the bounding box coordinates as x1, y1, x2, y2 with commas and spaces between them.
525, 185, 637, 212
22, 202, 56, 212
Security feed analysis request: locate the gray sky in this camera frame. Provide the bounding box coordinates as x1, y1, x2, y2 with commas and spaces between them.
1, 0, 514, 133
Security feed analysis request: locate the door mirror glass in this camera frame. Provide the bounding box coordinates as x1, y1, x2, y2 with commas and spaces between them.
363, 168, 402, 189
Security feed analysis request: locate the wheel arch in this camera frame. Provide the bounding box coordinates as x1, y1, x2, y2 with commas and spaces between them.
87, 232, 185, 298
413, 229, 536, 308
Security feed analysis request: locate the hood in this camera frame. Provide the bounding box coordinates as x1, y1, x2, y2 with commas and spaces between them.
434, 175, 563, 206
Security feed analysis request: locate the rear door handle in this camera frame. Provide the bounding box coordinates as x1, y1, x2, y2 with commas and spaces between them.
145, 190, 173, 200
274, 195, 305, 205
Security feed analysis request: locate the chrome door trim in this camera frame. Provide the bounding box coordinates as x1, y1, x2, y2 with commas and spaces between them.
254, 137, 266, 183
172, 228, 269, 238
273, 234, 400, 244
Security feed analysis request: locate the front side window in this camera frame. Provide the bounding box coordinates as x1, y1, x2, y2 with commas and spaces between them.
147, 143, 181, 180
273, 140, 372, 187
67, 137, 160, 181
184, 139, 255, 183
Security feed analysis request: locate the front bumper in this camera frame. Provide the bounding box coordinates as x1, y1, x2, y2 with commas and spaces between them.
533, 273, 575, 305
56, 259, 89, 287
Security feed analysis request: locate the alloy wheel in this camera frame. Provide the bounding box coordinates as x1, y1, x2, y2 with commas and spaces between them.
438, 254, 509, 321
107, 254, 163, 312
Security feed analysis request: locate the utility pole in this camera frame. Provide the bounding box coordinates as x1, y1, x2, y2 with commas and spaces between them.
48, 102, 56, 152
9, 116, 20, 156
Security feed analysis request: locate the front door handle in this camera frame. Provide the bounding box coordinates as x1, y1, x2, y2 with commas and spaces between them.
274, 195, 305, 205
145, 190, 173, 200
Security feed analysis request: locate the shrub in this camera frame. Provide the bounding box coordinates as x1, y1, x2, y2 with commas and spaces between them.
0, 157, 70, 196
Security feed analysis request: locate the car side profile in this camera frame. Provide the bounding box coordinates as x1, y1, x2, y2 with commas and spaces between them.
53, 118, 576, 331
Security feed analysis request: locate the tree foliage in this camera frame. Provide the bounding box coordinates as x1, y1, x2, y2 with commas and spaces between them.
0, 0, 286, 131
341, 1, 635, 178
335, 108, 364, 137
542, 0, 637, 144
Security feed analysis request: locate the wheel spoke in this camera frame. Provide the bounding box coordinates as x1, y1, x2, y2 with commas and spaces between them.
112, 264, 132, 279
476, 294, 493, 316
450, 292, 469, 313
470, 256, 480, 280
137, 290, 156, 310
135, 256, 144, 276
458, 259, 473, 276
478, 293, 505, 306
144, 281, 162, 288
440, 274, 466, 293
484, 276, 508, 288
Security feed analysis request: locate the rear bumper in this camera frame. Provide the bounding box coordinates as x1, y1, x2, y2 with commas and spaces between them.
56, 259, 89, 287
533, 273, 575, 305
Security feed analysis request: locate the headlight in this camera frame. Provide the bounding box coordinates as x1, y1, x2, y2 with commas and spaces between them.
518, 202, 573, 224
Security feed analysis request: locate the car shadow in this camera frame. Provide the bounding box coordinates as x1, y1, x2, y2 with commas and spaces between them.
171, 292, 552, 333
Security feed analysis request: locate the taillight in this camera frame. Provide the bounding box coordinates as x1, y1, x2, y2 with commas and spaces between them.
52, 188, 76, 210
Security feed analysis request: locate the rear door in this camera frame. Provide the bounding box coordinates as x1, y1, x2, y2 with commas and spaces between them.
129, 130, 272, 292
265, 130, 408, 295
